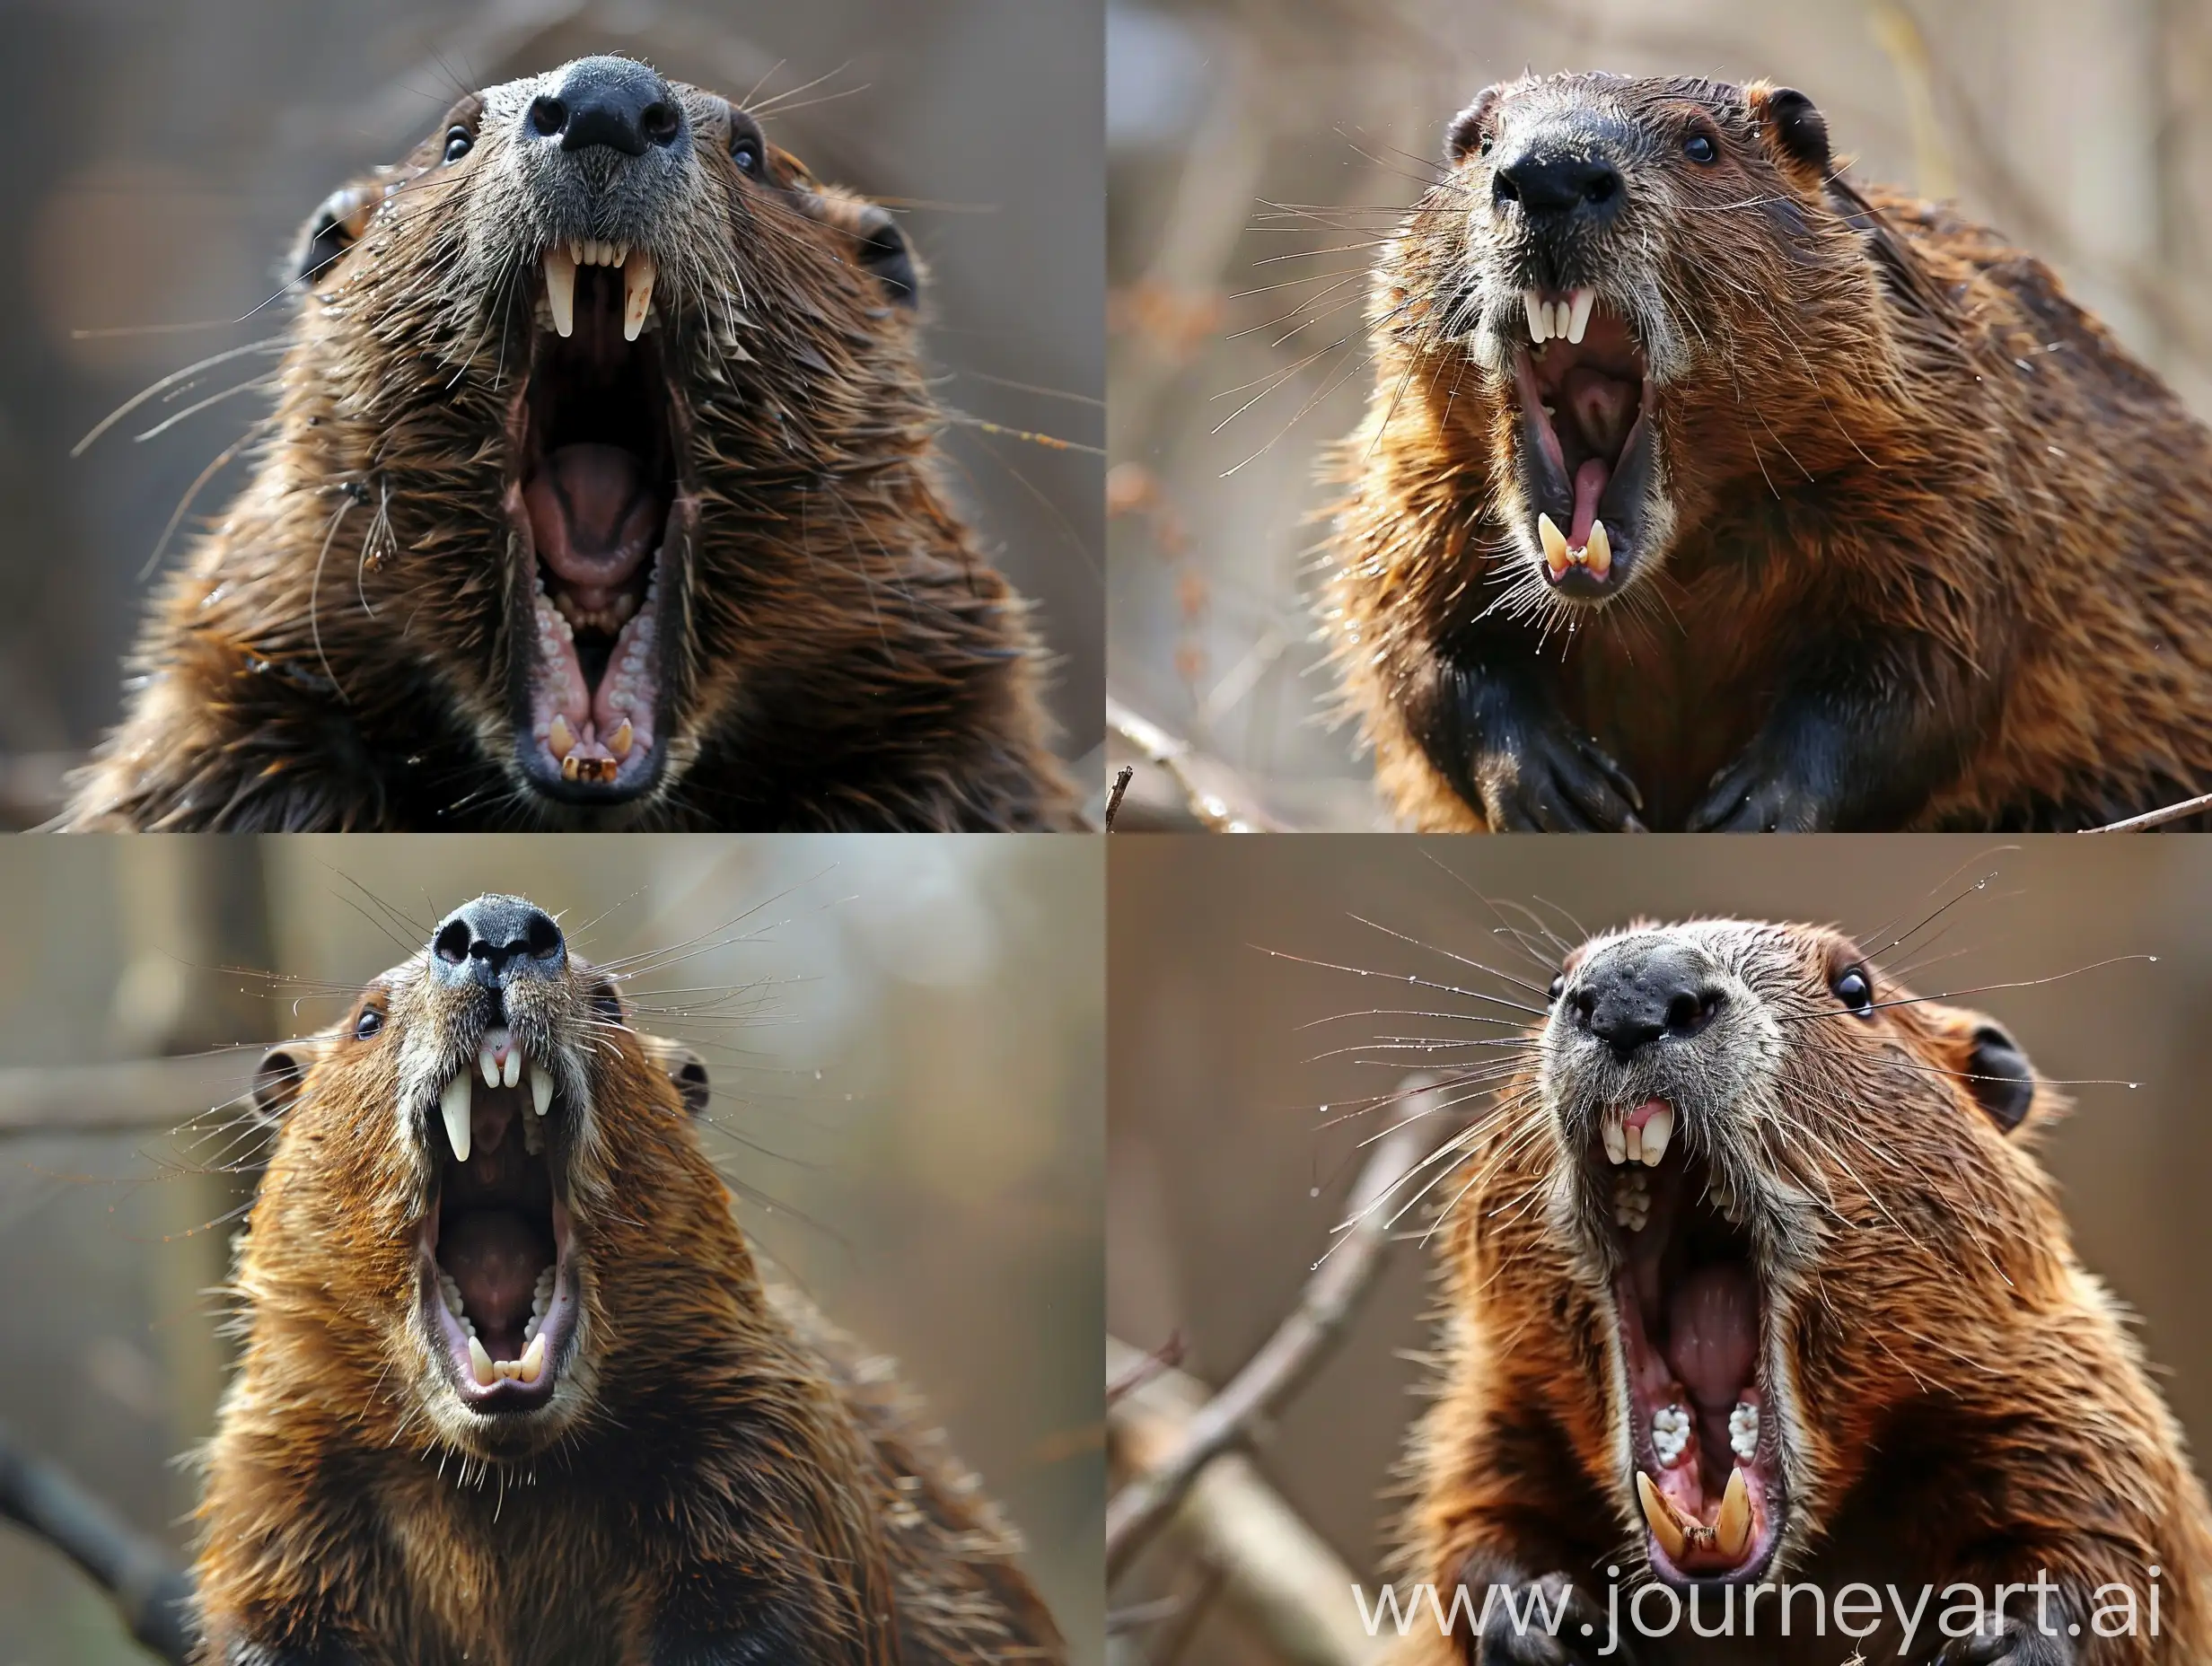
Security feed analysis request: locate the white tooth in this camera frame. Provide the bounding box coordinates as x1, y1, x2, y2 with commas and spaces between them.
439, 1276, 464, 1319
623, 250, 657, 344
614, 241, 628, 267
520, 1333, 549, 1385
480, 1040, 500, 1090
1601, 1113, 1627, 1165
1584, 519, 1612, 579
440, 1072, 473, 1163
468, 1336, 496, 1387
530, 1059, 554, 1118
503, 1048, 521, 1090
570, 240, 584, 267
1729, 1402, 1760, 1460
1624, 1120, 1644, 1165
1641, 1104, 1674, 1167
1523, 287, 1548, 342
1567, 286, 1596, 345
543, 249, 576, 339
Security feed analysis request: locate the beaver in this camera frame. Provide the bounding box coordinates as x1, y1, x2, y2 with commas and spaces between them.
1386, 918, 2212, 1662
192, 893, 1063, 1664
63, 56, 1077, 831
1321, 73, 2212, 830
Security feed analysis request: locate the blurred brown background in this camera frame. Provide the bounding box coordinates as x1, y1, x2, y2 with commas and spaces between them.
0, 834, 1102, 1664
0, 0, 1104, 827
1109, 835, 2212, 1663
1106, 0, 2212, 829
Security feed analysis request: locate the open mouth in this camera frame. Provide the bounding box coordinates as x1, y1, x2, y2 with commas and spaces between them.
1595, 1096, 1781, 1583
419, 1025, 577, 1408
505, 243, 696, 802
1510, 285, 1656, 601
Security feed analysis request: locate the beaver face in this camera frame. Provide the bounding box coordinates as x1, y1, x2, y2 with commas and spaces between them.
294, 56, 921, 815
1533, 919, 2044, 1587
1427, 73, 1838, 606
252, 893, 702, 1460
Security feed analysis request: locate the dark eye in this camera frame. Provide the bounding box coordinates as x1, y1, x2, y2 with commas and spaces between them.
355, 1004, 386, 1040
1547, 972, 1566, 1004
1683, 132, 1716, 165
728, 111, 765, 177
1833, 965, 1874, 1017
443, 126, 473, 165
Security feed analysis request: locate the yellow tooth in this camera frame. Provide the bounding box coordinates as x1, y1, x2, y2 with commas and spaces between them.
1537, 513, 1570, 576
1636, 1472, 1689, 1562
1625, 1119, 1644, 1164
1716, 1467, 1753, 1559
609, 719, 634, 759
613, 241, 628, 267
548, 714, 575, 758
623, 250, 657, 343
543, 248, 576, 338
561, 753, 582, 783
520, 1333, 548, 1385
1585, 519, 1612, 579
570, 241, 584, 267
468, 1336, 496, 1387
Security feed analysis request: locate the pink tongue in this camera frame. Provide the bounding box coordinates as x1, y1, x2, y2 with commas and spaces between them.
1570, 458, 1611, 546
523, 443, 657, 611
1665, 1262, 1758, 1414
1562, 366, 1637, 544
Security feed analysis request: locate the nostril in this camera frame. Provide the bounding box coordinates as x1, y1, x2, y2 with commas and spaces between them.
1571, 988, 1596, 1029
1664, 993, 1700, 1031
640, 101, 680, 146
529, 95, 566, 138
1665, 988, 1725, 1036
434, 920, 471, 965
1585, 170, 1619, 204
523, 910, 564, 960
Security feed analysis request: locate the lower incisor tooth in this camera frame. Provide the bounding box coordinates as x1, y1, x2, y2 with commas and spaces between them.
1716, 1467, 1753, 1558
1634, 1471, 1690, 1563
1537, 513, 1569, 576
468, 1336, 496, 1388
520, 1333, 548, 1385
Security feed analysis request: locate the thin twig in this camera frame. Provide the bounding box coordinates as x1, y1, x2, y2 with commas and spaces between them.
1104, 764, 1136, 832
2084, 790, 2212, 832
1106, 696, 1286, 833
1106, 1337, 1381, 1666
1106, 1079, 1449, 1577
0, 1423, 194, 1662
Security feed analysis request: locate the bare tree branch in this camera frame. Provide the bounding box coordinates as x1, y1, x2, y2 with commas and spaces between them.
0, 1422, 193, 1662
1106, 1337, 1382, 1666
1107, 1077, 1453, 1577
1104, 765, 1137, 832
1107, 696, 1286, 833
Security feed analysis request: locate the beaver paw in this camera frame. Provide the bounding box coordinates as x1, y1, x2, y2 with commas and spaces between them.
1474, 1573, 1634, 1665
1685, 750, 1838, 832
1933, 1616, 2075, 1664
1476, 728, 1646, 832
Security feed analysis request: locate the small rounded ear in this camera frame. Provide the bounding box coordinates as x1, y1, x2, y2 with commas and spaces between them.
1748, 83, 1830, 180
852, 204, 918, 309
252, 1039, 327, 1125
1445, 85, 1504, 163
1962, 1023, 2036, 1133
639, 1036, 710, 1115
291, 180, 389, 285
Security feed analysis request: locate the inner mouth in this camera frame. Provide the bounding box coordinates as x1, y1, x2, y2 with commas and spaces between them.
1509, 286, 1655, 600
506, 245, 691, 801
420, 1025, 576, 1408
1595, 1095, 1781, 1583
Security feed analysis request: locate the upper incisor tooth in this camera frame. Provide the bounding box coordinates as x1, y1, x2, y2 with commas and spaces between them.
529, 1057, 554, 1117
1524, 288, 1549, 343
623, 251, 657, 344
1567, 287, 1596, 344
1641, 1103, 1673, 1167
543, 249, 576, 339
441, 1072, 473, 1162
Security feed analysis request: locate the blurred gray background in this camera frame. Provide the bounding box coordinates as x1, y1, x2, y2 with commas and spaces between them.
1110, 836, 2212, 1663
0, 0, 1104, 826
0, 835, 1102, 1664
1106, 0, 2212, 829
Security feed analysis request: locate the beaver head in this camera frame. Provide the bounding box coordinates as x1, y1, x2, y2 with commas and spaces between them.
1513, 918, 2053, 1587
249, 892, 721, 1461
288, 56, 929, 815
1400, 73, 1896, 607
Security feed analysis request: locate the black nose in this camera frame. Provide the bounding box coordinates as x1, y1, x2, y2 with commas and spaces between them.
430, 895, 566, 992
528, 57, 683, 157
1494, 147, 1625, 225
1568, 939, 1725, 1061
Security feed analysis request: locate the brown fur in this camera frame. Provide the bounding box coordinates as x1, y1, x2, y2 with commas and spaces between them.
65, 61, 1076, 831
192, 927, 1062, 1663
1326, 74, 2212, 830
1389, 918, 2212, 1663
